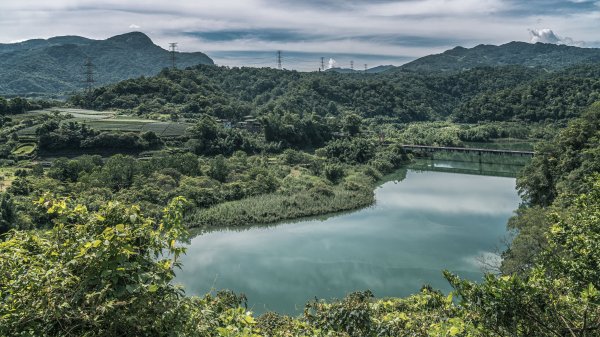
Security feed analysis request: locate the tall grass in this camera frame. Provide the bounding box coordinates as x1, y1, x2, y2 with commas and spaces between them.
186, 185, 374, 229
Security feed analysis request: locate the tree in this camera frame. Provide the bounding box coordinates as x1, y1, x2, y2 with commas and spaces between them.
319, 138, 376, 164
0, 192, 15, 234
7, 97, 31, 114
323, 164, 345, 184
187, 115, 220, 142
343, 113, 362, 136
208, 155, 229, 183
0, 97, 7, 115
98, 155, 137, 191
141, 131, 162, 148
448, 176, 600, 337
517, 102, 600, 207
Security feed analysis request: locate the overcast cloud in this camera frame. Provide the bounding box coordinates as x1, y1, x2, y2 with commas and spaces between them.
0, 0, 599, 70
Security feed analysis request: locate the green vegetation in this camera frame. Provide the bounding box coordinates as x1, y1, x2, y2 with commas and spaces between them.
1, 42, 600, 335
71, 62, 600, 125
0, 168, 18, 192
398, 41, 600, 73
0, 140, 408, 234
0, 32, 213, 96
0, 96, 56, 114
187, 170, 375, 229
1, 170, 598, 336
11, 143, 36, 156
15, 109, 190, 138
502, 102, 600, 275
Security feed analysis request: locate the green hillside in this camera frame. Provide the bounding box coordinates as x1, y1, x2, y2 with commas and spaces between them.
0, 32, 213, 96
74, 62, 600, 123
399, 41, 600, 73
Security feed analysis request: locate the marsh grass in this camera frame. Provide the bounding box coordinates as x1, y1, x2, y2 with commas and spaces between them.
186, 184, 374, 229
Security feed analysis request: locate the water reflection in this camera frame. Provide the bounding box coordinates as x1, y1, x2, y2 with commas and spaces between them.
176, 161, 522, 315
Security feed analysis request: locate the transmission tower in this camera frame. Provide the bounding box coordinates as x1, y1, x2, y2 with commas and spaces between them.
82, 57, 95, 107
321, 57, 325, 71
277, 50, 282, 70
84, 58, 95, 92
169, 42, 178, 69
350, 60, 354, 70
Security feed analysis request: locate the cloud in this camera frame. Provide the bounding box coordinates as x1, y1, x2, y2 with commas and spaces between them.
327, 58, 337, 69
529, 28, 585, 46
363, 0, 508, 17
529, 28, 561, 43
0, 1, 598, 70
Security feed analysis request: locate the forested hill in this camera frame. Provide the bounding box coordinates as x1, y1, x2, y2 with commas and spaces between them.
398, 41, 600, 73
0, 32, 213, 96
76, 62, 600, 123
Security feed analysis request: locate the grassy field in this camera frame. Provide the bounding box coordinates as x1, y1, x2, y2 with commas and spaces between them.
16, 108, 190, 137
11, 143, 36, 156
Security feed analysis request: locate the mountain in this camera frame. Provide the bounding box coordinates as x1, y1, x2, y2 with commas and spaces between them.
398, 42, 600, 73
324, 67, 357, 74
365, 65, 395, 73
0, 32, 214, 96
324, 65, 395, 74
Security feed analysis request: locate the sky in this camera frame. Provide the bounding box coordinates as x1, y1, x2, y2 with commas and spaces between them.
1, 0, 599, 71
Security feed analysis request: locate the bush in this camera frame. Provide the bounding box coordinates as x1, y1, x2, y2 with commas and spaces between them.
309, 184, 335, 198
323, 164, 345, 184
0, 197, 192, 336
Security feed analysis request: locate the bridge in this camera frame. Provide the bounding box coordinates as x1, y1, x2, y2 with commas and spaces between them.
401, 144, 534, 157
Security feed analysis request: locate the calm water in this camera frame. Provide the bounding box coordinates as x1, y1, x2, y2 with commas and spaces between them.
176, 160, 522, 314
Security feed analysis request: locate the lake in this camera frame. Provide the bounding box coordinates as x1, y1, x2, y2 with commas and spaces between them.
175, 159, 523, 315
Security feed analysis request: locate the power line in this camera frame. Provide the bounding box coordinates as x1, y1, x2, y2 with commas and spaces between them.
169, 42, 178, 69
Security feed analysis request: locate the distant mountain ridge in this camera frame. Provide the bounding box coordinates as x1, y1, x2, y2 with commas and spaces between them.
398, 41, 600, 73
0, 32, 214, 96
325, 65, 395, 74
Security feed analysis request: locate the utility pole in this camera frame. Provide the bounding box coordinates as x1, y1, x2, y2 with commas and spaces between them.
169, 42, 178, 69
321, 57, 325, 71
277, 50, 282, 70
364, 64, 368, 71
84, 57, 95, 106
350, 60, 354, 70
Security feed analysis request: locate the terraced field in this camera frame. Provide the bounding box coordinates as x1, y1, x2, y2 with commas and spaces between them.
12, 143, 36, 156
16, 108, 190, 137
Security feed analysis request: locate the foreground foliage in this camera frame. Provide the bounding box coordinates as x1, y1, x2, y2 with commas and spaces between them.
2, 173, 599, 336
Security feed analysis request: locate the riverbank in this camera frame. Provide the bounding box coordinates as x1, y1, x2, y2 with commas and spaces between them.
185, 172, 377, 229
177, 161, 522, 314
184, 152, 530, 231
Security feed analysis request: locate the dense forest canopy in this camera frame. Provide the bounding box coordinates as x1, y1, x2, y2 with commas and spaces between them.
0, 96, 55, 115
74, 62, 600, 124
